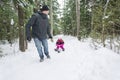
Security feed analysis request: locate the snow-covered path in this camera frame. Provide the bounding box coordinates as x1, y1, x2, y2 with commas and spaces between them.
0, 35, 120, 80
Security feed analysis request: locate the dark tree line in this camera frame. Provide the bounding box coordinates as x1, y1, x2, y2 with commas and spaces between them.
0, 0, 120, 53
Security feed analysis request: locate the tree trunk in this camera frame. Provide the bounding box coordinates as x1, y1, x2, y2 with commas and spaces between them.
76, 0, 80, 40
102, 0, 110, 47
102, 20, 106, 47
50, 0, 53, 36
18, 5, 26, 52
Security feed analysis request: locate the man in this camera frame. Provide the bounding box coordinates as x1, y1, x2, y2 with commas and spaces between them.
26, 5, 53, 62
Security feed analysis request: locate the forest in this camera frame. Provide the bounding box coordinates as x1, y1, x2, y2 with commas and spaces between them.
0, 0, 120, 53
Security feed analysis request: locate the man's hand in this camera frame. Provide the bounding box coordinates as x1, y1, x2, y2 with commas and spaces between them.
27, 37, 31, 42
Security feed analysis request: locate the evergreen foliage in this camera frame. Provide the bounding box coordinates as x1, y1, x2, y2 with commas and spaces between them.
0, 0, 119, 52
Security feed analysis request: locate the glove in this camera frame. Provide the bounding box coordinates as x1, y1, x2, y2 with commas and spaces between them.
49, 36, 52, 39
49, 36, 53, 42
27, 37, 31, 42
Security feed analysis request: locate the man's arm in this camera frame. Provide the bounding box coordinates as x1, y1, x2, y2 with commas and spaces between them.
26, 15, 36, 41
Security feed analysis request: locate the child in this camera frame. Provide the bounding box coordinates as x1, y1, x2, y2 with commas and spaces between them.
55, 38, 65, 52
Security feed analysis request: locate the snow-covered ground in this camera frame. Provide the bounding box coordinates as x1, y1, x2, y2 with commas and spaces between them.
0, 35, 120, 80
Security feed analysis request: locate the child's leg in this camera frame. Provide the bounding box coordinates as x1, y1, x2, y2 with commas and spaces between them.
60, 44, 64, 50
56, 44, 60, 50
55, 45, 59, 51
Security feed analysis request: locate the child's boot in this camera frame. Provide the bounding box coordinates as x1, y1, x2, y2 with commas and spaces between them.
62, 48, 65, 51
54, 48, 58, 51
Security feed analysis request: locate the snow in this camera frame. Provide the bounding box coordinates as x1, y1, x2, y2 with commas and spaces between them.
0, 35, 120, 80
11, 19, 14, 25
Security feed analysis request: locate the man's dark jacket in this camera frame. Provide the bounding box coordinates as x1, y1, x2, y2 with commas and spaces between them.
26, 12, 52, 40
